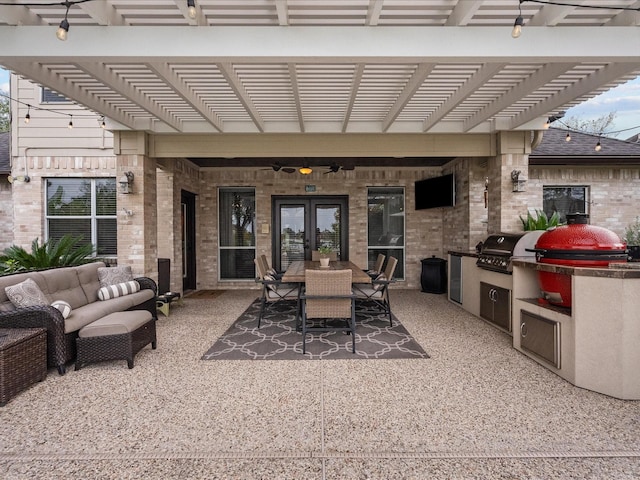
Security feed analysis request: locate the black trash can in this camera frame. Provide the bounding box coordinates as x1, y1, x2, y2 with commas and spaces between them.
420, 256, 447, 294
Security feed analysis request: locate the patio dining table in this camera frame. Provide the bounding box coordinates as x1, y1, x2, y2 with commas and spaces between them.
281, 260, 371, 284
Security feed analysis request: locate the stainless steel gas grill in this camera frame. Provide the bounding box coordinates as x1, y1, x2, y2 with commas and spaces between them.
476, 231, 546, 274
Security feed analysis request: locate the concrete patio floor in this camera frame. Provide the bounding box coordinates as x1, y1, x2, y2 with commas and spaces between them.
0, 289, 638, 479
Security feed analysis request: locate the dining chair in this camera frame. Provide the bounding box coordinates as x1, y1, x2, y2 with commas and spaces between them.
300, 269, 356, 354
364, 253, 386, 277
254, 258, 299, 327
260, 254, 283, 279
311, 250, 338, 261
353, 256, 398, 326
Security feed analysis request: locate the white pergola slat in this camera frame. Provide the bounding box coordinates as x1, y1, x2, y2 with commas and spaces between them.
0, 0, 639, 135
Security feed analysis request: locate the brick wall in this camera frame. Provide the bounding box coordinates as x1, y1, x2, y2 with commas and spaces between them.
0, 179, 13, 251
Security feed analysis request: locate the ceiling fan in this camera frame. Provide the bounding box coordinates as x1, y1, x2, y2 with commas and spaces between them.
263, 162, 296, 173
324, 162, 355, 174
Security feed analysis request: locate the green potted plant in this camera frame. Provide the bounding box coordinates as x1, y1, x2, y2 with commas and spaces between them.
623, 217, 640, 261
317, 245, 333, 267
519, 209, 561, 231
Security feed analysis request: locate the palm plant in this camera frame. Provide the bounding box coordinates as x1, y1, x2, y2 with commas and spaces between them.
0, 235, 95, 274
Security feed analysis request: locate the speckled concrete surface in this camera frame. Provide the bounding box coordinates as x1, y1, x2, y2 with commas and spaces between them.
0, 289, 638, 479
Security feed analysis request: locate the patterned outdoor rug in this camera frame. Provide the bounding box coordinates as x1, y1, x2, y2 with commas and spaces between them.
202, 299, 429, 360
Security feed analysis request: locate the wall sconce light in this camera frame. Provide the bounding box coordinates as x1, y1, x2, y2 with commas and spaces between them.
119, 171, 134, 194
122, 207, 133, 217
511, 170, 526, 192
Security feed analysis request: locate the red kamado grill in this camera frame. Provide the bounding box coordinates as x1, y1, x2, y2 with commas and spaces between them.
530, 213, 627, 307
476, 230, 546, 274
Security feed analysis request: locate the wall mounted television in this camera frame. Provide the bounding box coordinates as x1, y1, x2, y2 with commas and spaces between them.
415, 173, 456, 210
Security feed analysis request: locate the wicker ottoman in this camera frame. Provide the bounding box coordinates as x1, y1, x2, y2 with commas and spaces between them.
75, 311, 156, 370
0, 328, 47, 407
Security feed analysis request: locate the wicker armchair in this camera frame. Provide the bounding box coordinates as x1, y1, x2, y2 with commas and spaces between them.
353, 256, 398, 326
301, 269, 356, 354
254, 258, 299, 328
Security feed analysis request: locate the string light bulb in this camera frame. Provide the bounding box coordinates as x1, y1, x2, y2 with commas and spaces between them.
24, 105, 31, 124
595, 140, 602, 152
56, 2, 71, 41
512, 0, 524, 38
187, 0, 197, 19
565, 132, 571, 142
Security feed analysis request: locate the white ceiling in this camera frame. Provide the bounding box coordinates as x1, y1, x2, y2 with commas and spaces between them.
0, 0, 639, 136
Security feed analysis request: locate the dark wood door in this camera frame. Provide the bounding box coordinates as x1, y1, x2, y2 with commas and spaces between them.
181, 190, 196, 292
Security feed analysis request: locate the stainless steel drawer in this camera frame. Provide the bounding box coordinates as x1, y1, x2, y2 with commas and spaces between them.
520, 311, 560, 369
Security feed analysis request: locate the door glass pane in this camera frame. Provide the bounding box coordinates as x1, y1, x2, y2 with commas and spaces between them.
280, 205, 305, 270
315, 205, 341, 260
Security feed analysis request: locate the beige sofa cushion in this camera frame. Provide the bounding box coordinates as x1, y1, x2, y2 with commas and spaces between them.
64, 288, 155, 333
76, 262, 105, 303
40, 266, 89, 310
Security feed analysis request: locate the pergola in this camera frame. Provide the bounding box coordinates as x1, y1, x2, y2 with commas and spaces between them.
0, 0, 639, 148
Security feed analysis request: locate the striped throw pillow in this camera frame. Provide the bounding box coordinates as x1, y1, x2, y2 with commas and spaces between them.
97, 281, 140, 301
51, 300, 72, 319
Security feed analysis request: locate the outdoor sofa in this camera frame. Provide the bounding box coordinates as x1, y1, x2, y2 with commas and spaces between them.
0, 262, 157, 374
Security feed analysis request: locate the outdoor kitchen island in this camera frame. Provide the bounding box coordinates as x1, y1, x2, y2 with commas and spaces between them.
511, 259, 640, 400
447, 252, 640, 400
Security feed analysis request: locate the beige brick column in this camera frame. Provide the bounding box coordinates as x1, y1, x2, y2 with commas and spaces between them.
115, 131, 158, 279
486, 131, 539, 233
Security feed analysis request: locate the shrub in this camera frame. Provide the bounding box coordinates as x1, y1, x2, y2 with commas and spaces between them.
623, 217, 640, 245
519, 209, 561, 231
0, 235, 95, 274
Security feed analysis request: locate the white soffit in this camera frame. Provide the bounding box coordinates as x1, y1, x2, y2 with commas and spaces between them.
0, 0, 638, 134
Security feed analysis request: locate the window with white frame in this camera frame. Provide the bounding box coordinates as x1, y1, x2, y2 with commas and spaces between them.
46, 178, 117, 257
367, 187, 405, 280
41, 88, 70, 103
543, 186, 589, 223
219, 187, 256, 280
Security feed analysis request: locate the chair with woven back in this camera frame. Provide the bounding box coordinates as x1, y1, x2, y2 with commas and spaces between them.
259, 254, 283, 279
300, 269, 356, 354
254, 258, 299, 327
363, 253, 386, 278
353, 256, 398, 326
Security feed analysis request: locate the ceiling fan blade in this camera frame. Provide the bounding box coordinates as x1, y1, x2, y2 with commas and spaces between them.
341, 165, 355, 170
282, 167, 296, 173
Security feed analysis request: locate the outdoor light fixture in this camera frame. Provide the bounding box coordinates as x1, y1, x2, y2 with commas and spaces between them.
299, 166, 313, 175
595, 140, 602, 152
565, 133, 571, 142
119, 171, 134, 194
512, 0, 524, 38
24, 105, 31, 124
99, 116, 106, 128
511, 170, 526, 192
56, 2, 71, 41
68, 115, 73, 129
187, 0, 197, 19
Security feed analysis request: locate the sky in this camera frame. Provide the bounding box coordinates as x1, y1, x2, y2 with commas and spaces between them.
1, 68, 639, 140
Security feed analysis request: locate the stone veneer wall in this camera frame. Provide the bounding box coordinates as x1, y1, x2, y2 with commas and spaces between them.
0, 179, 14, 251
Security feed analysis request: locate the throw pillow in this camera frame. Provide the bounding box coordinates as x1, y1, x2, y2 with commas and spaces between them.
263, 274, 278, 292
97, 266, 134, 288
373, 273, 387, 291
97, 280, 140, 301
5, 278, 49, 307
51, 300, 72, 319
